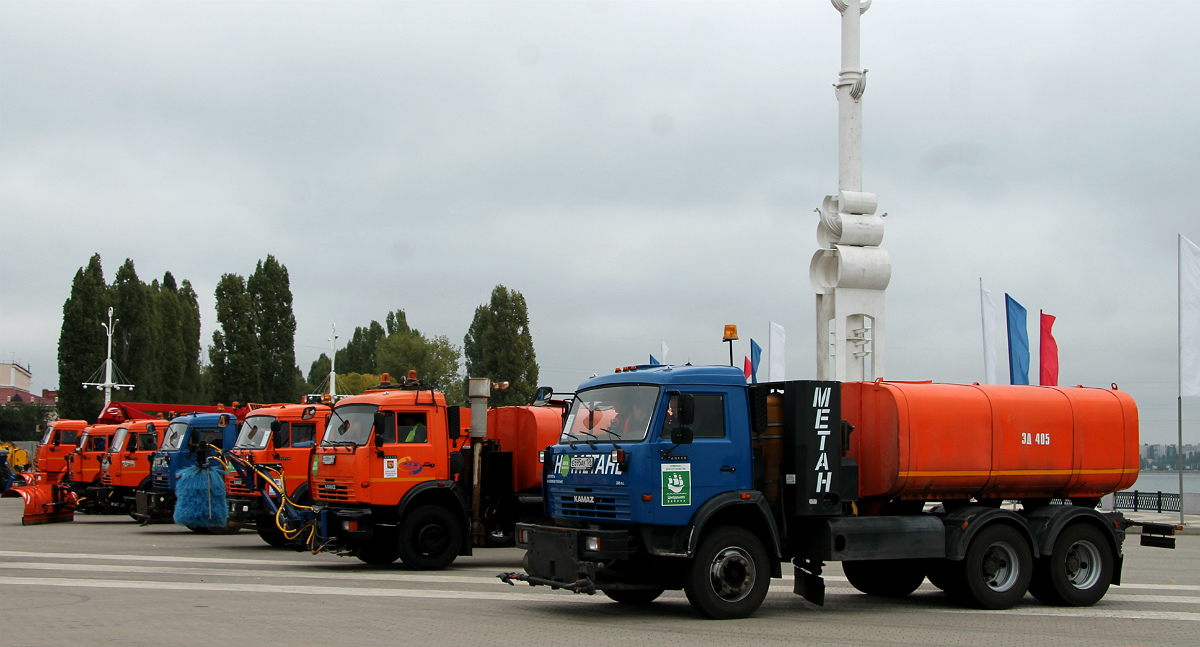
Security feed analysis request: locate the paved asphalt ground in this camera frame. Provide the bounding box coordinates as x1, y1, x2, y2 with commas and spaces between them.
2, 498, 1198, 647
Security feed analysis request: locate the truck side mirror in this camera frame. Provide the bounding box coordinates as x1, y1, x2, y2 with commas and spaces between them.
270, 421, 282, 433
302, 406, 316, 421
677, 393, 695, 426
670, 425, 693, 445
187, 433, 200, 454
372, 413, 386, 448
446, 406, 461, 441
532, 386, 553, 403
219, 414, 230, 427
52, 437, 61, 446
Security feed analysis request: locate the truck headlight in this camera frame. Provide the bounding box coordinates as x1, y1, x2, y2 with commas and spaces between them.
584, 536, 600, 552
538, 450, 545, 464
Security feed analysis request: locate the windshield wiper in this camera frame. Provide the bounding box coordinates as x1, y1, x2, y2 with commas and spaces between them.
574, 429, 599, 449
596, 427, 622, 442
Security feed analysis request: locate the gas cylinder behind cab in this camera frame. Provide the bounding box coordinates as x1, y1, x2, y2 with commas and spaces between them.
843, 382, 1138, 504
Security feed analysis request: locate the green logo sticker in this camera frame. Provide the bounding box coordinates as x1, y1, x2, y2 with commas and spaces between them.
312, 457, 319, 475
661, 463, 691, 506
559, 456, 571, 478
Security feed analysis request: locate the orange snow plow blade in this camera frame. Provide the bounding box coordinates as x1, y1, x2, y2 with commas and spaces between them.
2, 482, 77, 525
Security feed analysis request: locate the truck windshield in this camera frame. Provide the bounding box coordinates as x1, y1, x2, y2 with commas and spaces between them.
40, 426, 56, 444
107, 429, 129, 454
160, 422, 190, 451
561, 385, 660, 443
323, 404, 379, 446
235, 416, 275, 449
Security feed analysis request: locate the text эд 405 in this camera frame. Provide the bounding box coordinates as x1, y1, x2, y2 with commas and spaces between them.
1020, 432, 1050, 446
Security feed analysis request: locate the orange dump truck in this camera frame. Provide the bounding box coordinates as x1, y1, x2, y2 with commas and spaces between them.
92, 420, 166, 515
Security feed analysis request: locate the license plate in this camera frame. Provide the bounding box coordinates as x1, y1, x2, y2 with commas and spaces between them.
321, 455, 335, 465
571, 456, 595, 471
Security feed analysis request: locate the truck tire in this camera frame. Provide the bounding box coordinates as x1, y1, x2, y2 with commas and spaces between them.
355, 530, 401, 566
683, 526, 771, 619
842, 559, 925, 597
925, 559, 959, 595
1029, 524, 1113, 607
256, 518, 291, 548
953, 524, 1032, 609
398, 505, 461, 570
603, 588, 665, 605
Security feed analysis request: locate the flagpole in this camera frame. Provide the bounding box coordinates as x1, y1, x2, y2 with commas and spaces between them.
1180, 234, 1187, 527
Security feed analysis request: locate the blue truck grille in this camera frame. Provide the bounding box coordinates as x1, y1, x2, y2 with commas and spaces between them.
153, 473, 170, 489
548, 485, 630, 521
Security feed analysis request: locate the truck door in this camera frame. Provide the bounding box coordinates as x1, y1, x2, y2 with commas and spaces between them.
276, 419, 321, 497
376, 410, 445, 500
650, 389, 750, 526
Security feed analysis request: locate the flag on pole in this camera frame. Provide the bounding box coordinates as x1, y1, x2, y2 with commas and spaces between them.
1006, 294, 1029, 385
649, 355, 660, 366
749, 339, 762, 384
981, 279, 997, 385
1182, 235, 1200, 397
1040, 311, 1059, 386
768, 322, 785, 382
660, 340, 669, 365
743, 357, 753, 383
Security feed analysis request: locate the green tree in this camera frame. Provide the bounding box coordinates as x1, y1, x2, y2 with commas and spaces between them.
336, 321, 386, 374
156, 272, 188, 403
178, 279, 204, 402
57, 254, 109, 421
463, 285, 538, 406
376, 328, 463, 403
209, 274, 260, 405
307, 353, 332, 391
248, 256, 299, 403
0, 402, 56, 442
336, 372, 382, 396
110, 259, 160, 401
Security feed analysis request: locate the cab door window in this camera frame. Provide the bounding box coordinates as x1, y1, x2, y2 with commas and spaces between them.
137, 432, 158, 451
272, 422, 291, 449
397, 413, 428, 443
290, 423, 317, 447
662, 394, 726, 439
87, 436, 107, 452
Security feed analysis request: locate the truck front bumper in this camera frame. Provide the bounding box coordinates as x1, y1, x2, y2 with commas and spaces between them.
227, 495, 266, 525
134, 488, 174, 522
511, 523, 631, 590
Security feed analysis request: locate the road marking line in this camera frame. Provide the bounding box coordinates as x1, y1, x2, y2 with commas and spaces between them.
0, 576, 607, 603
931, 607, 1200, 622
0, 561, 503, 585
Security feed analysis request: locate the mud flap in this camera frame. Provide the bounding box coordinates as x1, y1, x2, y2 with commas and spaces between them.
2, 482, 77, 525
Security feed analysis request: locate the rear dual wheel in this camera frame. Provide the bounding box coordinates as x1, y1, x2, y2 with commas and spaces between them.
951, 525, 1032, 609
1029, 524, 1113, 607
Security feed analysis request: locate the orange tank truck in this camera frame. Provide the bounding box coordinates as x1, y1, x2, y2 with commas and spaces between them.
842, 381, 1139, 511
310, 372, 565, 567
225, 403, 331, 547
93, 420, 165, 515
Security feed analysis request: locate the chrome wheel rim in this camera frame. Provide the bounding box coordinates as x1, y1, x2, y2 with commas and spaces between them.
981, 541, 1020, 592
1064, 540, 1102, 590
708, 546, 756, 602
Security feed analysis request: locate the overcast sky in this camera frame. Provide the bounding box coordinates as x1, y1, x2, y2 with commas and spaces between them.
2, 1, 1197, 444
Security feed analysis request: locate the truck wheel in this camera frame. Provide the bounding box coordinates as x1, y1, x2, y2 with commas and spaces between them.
925, 559, 959, 595
603, 589, 665, 605
843, 559, 925, 597
954, 524, 1032, 609
356, 530, 401, 566
1029, 524, 1113, 607
683, 526, 771, 619
398, 505, 462, 570
256, 520, 291, 548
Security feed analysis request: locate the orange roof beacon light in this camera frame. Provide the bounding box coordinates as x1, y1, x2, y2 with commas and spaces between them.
723, 324, 739, 366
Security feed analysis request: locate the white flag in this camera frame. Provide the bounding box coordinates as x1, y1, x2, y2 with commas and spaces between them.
661, 340, 669, 365
768, 322, 786, 382
980, 278, 998, 385
1182, 235, 1200, 397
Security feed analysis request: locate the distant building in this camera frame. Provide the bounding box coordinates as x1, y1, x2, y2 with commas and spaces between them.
0, 362, 57, 406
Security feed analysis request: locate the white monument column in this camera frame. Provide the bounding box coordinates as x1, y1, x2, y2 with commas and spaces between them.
811, 0, 890, 382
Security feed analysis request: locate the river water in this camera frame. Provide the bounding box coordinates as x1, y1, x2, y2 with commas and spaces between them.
1130, 471, 1200, 493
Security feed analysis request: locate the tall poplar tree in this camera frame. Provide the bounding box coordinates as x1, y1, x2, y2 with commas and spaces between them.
57, 254, 109, 420
156, 272, 188, 403
110, 259, 159, 401
248, 256, 299, 403
178, 279, 204, 401
463, 285, 538, 407
209, 274, 260, 405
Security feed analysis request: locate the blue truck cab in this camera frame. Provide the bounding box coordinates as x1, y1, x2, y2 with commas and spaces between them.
134, 412, 239, 524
